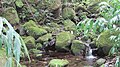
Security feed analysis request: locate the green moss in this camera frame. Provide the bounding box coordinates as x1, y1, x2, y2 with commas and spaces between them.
49, 59, 69, 67
96, 30, 120, 47
62, 7, 76, 19
23, 20, 38, 30
27, 27, 47, 37
29, 49, 42, 57
3, 7, 20, 24
48, 22, 60, 28
30, 6, 37, 13
36, 43, 43, 49
63, 19, 76, 31
45, 23, 61, 34
71, 40, 85, 55
15, 0, 24, 8
37, 33, 52, 42
45, 0, 61, 10
23, 36, 35, 49
29, 49, 41, 54
56, 32, 75, 50
41, 26, 51, 32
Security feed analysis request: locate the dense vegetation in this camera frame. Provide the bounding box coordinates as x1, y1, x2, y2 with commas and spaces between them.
0, 0, 120, 67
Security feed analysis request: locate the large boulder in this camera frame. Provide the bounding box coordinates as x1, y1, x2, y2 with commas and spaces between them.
96, 30, 120, 47
96, 46, 112, 58
3, 7, 20, 25
27, 27, 47, 37
23, 20, 47, 37
62, 7, 76, 19
63, 19, 76, 31
23, 36, 36, 50
71, 40, 85, 56
56, 32, 75, 51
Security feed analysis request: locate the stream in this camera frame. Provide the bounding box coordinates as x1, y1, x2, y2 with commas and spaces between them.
85, 44, 97, 66
21, 43, 98, 67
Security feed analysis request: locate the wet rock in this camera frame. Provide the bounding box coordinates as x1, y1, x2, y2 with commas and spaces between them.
62, 7, 76, 19
95, 58, 106, 66
71, 40, 85, 56
96, 30, 120, 47
36, 33, 52, 43
56, 32, 75, 51
0, 49, 6, 67
3, 7, 20, 25
23, 36, 35, 50
49, 59, 69, 67
63, 19, 76, 31
94, 46, 112, 58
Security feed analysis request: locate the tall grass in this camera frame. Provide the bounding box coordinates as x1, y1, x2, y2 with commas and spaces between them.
0, 17, 30, 67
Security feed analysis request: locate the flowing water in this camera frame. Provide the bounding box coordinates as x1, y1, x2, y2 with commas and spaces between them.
85, 44, 97, 66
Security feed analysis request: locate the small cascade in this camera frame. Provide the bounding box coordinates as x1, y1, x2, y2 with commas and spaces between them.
86, 47, 96, 59
85, 44, 97, 65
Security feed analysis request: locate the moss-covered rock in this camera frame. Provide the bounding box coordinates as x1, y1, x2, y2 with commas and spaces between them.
63, 19, 76, 31
23, 36, 35, 49
62, 7, 76, 19
15, 0, 24, 8
3, 7, 20, 24
71, 40, 85, 56
96, 30, 120, 47
41, 26, 51, 32
36, 43, 43, 49
27, 27, 47, 37
29, 49, 41, 54
45, 23, 61, 34
45, 0, 61, 10
36, 33, 52, 42
95, 58, 106, 66
49, 59, 69, 67
23, 20, 38, 30
56, 32, 75, 51
0, 49, 6, 67
29, 49, 43, 58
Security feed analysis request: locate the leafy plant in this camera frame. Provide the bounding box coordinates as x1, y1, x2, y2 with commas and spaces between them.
109, 33, 120, 67
76, 17, 109, 37
76, 0, 120, 37
0, 17, 30, 67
